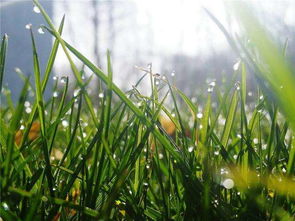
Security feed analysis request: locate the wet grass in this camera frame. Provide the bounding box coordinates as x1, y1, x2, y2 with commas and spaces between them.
0, 1, 294, 220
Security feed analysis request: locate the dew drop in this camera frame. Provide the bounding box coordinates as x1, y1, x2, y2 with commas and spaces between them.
98, 92, 104, 98
222, 178, 234, 189
81, 122, 88, 128
188, 146, 194, 152
248, 91, 253, 96
191, 97, 197, 103
33, 5, 41, 13
15, 67, 21, 73
197, 112, 203, 119
171, 71, 175, 77
24, 101, 31, 107
207, 87, 214, 93
37, 27, 45, 34
42, 196, 49, 202
233, 154, 238, 160
235, 82, 240, 90
20, 125, 25, 130
159, 153, 164, 159
62, 120, 69, 127
209, 81, 216, 87
25, 107, 32, 113
60, 76, 67, 84
73, 89, 80, 97
233, 60, 240, 71
253, 138, 259, 144
53, 76, 57, 81
2, 202, 9, 210
25, 23, 32, 29
220, 168, 226, 175
53, 91, 58, 98
214, 150, 219, 156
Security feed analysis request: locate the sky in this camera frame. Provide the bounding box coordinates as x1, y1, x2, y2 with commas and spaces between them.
1, 0, 294, 93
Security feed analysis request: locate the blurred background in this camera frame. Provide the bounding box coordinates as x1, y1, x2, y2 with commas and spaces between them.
1, 0, 294, 101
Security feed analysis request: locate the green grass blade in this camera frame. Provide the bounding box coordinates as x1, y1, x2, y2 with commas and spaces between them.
0, 34, 8, 92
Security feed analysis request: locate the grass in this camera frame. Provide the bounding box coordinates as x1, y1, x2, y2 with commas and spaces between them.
0, 1, 294, 220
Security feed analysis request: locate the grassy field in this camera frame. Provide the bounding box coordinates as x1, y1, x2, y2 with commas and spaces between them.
0, 1, 294, 220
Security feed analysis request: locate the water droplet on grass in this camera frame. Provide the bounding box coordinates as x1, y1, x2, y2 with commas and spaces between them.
209, 81, 216, 87
37, 27, 45, 34
33, 5, 41, 13
62, 120, 69, 127
188, 146, 194, 152
25, 24, 32, 29
197, 112, 203, 119
61, 76, 67, 84
2, 202, 9, 210
98, 92, 104, 98
171, 71, 175, 77
15, 67, 21, 73
233, 60, 240, 71
253, 138, 259, 144
25, 107, 32, 113
24, 101, 31, 107
73, 89, 80, 97
53, 91, 58, 97
41, 196, 48, 202
53, 76, 57, 81
222, 178, 234, 189
214, 150, 219, 156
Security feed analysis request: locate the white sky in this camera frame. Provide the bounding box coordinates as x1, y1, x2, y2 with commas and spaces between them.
51, 0, 295, 87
